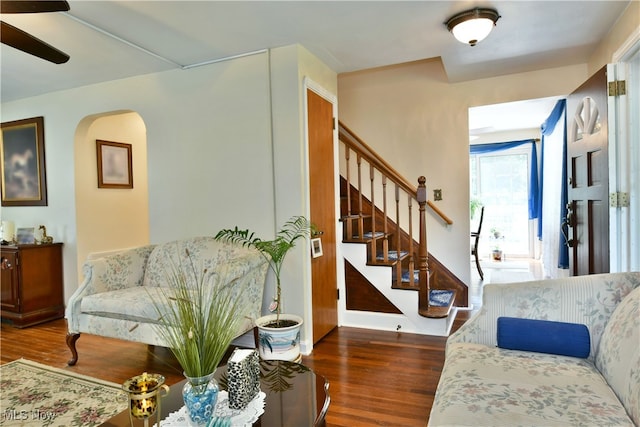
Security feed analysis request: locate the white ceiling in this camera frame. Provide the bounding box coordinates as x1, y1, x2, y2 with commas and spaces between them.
469, 95, 563, 137
0, 0, 632, 130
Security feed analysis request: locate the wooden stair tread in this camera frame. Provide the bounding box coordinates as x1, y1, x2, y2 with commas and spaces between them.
371, 250, 410, 266
391, 282, 419, 291
343, 237, 370, 244
419, 290, 456, 319
343, 231, 388, 244
368, 260, 398, 267
340, 214, 372, 220
376, 250, 409, 261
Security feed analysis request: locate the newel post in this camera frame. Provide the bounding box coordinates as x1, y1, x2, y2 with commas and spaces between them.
416, 176, 430, 316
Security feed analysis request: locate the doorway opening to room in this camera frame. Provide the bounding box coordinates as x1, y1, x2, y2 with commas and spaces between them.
468, 97, 561, 284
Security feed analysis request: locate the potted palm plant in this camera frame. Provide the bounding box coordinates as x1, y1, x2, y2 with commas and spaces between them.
215, 215, 315, 361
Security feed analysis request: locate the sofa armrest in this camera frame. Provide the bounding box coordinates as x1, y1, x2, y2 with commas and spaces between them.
65, 245, 155, 333
447, 272, 640, 361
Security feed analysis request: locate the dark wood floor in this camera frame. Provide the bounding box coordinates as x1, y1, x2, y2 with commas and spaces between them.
0, 312, 471, 427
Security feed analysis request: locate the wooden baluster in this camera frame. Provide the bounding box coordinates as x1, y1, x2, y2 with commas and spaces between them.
357, 154, 363, 240
417, 176, 430, 316
345, 147, 353, 241
395, 185, 402, 287
408, 196, 414, 287
382, 176, 388, 263
369, 164, 376, 263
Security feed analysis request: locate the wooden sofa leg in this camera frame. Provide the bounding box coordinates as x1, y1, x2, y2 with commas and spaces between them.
66, 333, 80, 366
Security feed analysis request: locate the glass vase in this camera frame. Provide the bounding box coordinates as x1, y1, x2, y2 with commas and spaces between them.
182, 372, 219, 425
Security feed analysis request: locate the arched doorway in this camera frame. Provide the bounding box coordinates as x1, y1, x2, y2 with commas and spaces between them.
74, 111, 149, 278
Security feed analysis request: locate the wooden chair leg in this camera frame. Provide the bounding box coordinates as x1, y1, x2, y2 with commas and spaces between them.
66, 333, 80, 366
473, 240, 483, 280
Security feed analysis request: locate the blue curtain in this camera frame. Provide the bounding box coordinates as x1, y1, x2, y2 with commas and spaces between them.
540, 99, 568, 269
470, 139, 539, 220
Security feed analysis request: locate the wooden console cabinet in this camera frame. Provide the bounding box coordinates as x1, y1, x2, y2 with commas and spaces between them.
1, 243, 64, 328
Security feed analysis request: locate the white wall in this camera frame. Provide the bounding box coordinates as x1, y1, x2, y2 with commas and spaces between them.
1, 52, 276, 307
1, 45, 337, 352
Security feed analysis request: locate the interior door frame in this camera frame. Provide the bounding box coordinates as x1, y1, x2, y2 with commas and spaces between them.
302, 77, 344, 345
609, 30, 640, 271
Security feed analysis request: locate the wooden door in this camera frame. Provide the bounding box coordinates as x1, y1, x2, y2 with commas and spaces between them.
307, 88, 338, 343
566, 66, 609, 275
0, 248, 20, 311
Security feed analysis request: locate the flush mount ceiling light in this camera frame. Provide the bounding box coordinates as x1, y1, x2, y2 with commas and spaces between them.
446, 8, 500, 46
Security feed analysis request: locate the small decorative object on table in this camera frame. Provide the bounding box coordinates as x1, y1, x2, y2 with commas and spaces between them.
122, 372, 169, 427
1, 220, 15, 243
38, 224, 54, 244
227, 348, 260, 410
182, 372, 220, 425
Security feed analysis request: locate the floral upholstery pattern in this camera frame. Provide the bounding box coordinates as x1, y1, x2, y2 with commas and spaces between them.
429, 344, 634, 427
80, 286, 175, 322
65, 237, 268, 347
595, 285, 640, 425
429, 272, 640, 427
142, 236, 264, 289
66, 245, 155, 333
448, 272, 640, 362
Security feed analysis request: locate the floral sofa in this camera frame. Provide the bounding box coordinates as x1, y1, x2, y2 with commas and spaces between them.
65, 237, 268, 365
429, 272, 640, 427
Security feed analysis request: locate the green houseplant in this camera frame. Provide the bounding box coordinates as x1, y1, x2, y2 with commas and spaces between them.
215, 215, 315, 361
470, 198, 482, 219
149, 248, 247, 424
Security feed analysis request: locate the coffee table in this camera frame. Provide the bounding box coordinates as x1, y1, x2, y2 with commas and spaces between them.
101, 360, 330, 426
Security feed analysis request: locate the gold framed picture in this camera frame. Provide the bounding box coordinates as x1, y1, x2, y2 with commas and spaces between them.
96, 140, 133, 189
1, 116, 48, 206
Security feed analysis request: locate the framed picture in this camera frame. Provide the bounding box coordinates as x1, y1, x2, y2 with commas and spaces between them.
16, 227, 36, 244
1, 116, 48, 206
96, 140, 133, 189
311, 238, 323, 258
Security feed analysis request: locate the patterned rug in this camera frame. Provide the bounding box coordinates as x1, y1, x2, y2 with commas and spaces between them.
0, 359, 127, 426
428, 289, 455, 307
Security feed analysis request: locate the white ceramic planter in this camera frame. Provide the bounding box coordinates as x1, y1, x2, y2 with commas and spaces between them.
255, 314, 303, 362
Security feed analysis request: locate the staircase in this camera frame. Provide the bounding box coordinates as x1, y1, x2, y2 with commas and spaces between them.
338, 122, 468, 333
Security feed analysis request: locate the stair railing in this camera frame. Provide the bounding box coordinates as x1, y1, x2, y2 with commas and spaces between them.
338, 121, 453, 316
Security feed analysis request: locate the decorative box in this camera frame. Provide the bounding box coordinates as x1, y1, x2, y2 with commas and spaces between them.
227, 348, 260, 410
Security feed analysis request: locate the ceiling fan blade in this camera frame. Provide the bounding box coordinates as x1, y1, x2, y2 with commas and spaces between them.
1, 1, 69, 14
1, 21, 69, 64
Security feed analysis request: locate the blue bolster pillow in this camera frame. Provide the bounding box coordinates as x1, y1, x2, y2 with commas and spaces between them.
497, 317, 590, 358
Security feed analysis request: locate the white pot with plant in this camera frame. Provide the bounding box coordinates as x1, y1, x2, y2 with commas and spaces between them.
215, 216, 314, 362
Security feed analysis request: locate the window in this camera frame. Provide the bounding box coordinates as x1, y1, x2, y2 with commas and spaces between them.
471, 147, 533, 257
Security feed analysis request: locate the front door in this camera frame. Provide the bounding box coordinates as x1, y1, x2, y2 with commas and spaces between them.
307, 88, 338, 344
566, 66, 609, 275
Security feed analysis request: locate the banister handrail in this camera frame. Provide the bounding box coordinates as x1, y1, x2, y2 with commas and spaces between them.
427, 201, 452, 225
338, 121, 453, 225
339, 121, 415, 196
